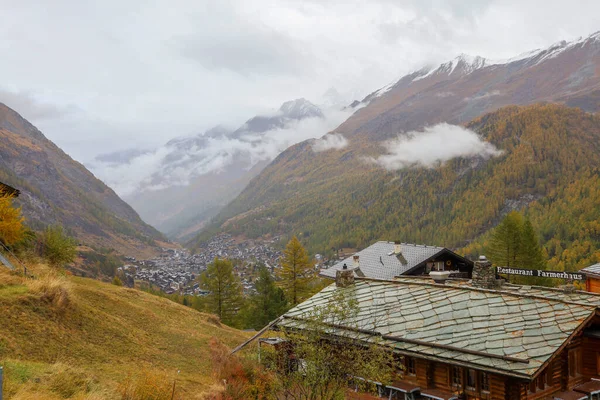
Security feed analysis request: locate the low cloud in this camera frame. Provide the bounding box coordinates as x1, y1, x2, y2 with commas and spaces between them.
368, 123, 502, 170
312, 133, 348, 152
90, 107, 353, 197
0, 88, 77, 120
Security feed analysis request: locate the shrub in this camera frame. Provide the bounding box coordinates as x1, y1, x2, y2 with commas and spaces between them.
208, 338, 277, 400
26, 274, 72, 311
40, 226, 77, 268
117, 369, 175, 400
48, 363, 92, 398
112, 276, 123, 286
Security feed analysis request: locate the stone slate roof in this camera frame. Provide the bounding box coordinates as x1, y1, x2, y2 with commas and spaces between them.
320, 241, 455, 280
277, 278, 597, 379
581, 263, 600, 278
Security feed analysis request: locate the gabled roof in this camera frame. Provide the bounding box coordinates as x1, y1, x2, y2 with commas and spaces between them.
581, 263, 600, 278
0, 181, 20, 197
320, 241, 470, 280
277, 278, 598, 380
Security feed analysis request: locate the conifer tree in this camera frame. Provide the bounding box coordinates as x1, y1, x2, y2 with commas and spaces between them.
487, 211, 524, 267
200, 257, 243, 326
519, 218, 546, 269
0, 194, 25, 247
243, 265, 288, 329
278, 236, 313, 305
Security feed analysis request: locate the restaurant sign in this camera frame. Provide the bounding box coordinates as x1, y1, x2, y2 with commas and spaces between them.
496, 267, 585, 281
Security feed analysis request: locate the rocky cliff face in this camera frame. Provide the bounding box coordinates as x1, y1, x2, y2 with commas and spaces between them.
0, 102, 164, 257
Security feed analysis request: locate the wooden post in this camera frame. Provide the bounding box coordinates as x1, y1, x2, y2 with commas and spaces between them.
171, 379, 176, 400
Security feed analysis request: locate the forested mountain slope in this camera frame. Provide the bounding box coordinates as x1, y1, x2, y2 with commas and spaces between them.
193, 104, 600, 272
191, 32, 600, 273
0, 103, 164, 257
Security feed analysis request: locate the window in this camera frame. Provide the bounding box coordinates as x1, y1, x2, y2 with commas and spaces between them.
569, 348, 582, 378
466, 369, 476, 390
451, 366, 462, 387
480, 372, 490, 392
536, 373, 546, 390
406, 357, 416, 376
528, 368, 549, 393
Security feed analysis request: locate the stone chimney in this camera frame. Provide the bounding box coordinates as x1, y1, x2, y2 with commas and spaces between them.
561, 280, 577, 294
394, 241, 402, 255
353, 255, 360, 269
471, 255, 501, 289
336, 264, 355, 287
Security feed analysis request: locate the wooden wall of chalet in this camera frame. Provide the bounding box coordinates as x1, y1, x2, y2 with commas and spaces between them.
398, 358, 509, 400
394, 342, 600, 400
587, 277, 600, 293
582, 336, 600, 378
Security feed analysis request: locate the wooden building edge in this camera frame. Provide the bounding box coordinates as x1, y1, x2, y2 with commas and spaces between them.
245, 258, 600, 400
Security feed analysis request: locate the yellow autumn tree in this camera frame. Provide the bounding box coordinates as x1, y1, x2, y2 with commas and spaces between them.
0, 193, 25, 247
277, 236, 313, 305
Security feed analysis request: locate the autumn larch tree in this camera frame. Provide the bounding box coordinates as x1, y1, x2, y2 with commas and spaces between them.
520, 218, 546, 270
487, 211, 525, 268
277, 236, 313, 305
487, 211, 546, 270
0, 193, 25, 247
200, 257, 243, 326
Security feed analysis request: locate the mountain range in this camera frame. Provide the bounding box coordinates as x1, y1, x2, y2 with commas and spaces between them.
0, 103, 164, 259
190, 31, 600, 272
92, 98, 346, 241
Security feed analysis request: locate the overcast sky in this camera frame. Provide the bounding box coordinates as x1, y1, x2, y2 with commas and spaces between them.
1, 0, 599, 163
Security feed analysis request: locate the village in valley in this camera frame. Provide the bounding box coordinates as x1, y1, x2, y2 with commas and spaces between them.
118, 233, 298, 295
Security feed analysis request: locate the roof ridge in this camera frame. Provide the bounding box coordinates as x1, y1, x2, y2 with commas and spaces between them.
356, 277, 599, 309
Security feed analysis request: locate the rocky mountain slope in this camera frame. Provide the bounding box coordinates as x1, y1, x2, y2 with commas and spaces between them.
192, 32, 600, 272
96, 98, 335, 241
0, 102, 164, 257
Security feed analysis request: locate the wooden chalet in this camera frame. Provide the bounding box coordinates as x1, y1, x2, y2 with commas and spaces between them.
580, 264, 600, 294
320, 241, 474, 281
254, 258, 600, 400
0, 181, 19, 198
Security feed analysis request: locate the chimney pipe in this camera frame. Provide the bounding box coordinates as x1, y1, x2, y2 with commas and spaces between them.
394, 241, 402, 255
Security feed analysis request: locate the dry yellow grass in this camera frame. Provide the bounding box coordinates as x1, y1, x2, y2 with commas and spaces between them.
0, 263, 250, 399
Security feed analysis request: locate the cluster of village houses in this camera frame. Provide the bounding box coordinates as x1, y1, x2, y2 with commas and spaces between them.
119, 234, 287, 295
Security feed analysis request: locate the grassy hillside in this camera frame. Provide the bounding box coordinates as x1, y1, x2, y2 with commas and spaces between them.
0, 264, 248, 399
193, 104, 600, 273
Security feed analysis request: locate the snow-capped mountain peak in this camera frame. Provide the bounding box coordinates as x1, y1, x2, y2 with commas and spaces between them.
279, 98, 324, 119
367, 30, 600, 103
